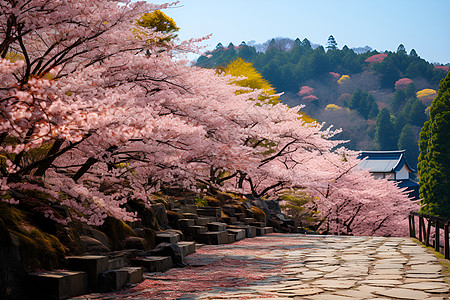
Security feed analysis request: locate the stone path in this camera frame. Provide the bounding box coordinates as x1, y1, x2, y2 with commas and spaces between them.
76, 234, 450, 299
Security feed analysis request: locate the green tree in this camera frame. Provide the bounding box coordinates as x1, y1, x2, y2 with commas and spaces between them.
397, 44, 407, 55
398, 124, 419, 167
409, 49, 418, 58
408, 99, 427, 127
405, 82, 417, 99
326, 35, 338, 51
349, 89, 363, 110
391, 89, 407, 113
375, 108, 396, 150
374, 61, 401, 89
418, 71, 450, 218
348, 89, 378, 119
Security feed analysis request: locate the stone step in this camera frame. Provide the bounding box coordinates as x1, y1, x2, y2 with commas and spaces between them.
66, 255, 108, 290
264, 227, 274, 234
196, 216, 216, 226
207, 222, 228, 232
171, 208, 182, 214
234, 213, 246, 221
179, 204, 197, 214
197, 231, 229, 245
156, 232, 181, 244
178, 218, 196, 229
97, 266, 144, 291
123, 266, 144, 284
244, 218, 256, 225
250, 222, 265, 228
29, 270, 88, 300
131, 256, 173, 272
228, 225, 257, 238
221, 216, 237, 225
228, 233, 236, 243
108, 256, 127, 270
221, 205, 236, 215
178, 241, 196, 257
182, 213, 198, 220
227, 228, 246, 241
97, 269, 129, 292
186, 225, 208, 236
196, 207, 221, 218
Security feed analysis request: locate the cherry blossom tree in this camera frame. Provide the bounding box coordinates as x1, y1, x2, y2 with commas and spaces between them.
0, 0, 418, 235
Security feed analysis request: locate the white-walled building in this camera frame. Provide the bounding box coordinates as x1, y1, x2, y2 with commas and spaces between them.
358, 150, 419, 199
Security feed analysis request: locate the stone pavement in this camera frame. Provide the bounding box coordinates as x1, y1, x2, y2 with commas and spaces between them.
77, 234, 450, 299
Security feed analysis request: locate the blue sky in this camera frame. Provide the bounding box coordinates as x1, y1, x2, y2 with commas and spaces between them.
148, 0, 450, 64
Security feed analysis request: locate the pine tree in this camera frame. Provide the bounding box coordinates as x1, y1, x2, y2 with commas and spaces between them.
409, 99, 427, 127
375, 108, 396, 150
326, 35, 338, 50
418, 71, 450, 218
398, 124, 419, 167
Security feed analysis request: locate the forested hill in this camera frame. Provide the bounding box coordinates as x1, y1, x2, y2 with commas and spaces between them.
195, 37, 449, 167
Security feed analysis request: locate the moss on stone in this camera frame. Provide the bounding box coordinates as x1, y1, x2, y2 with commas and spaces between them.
10, 228, 65, 271
204, 196, 221, 207
100, 216, 136, 250
250, 206, 266, 223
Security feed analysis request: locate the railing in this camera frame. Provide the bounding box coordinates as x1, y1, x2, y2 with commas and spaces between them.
409, 212, 450, 259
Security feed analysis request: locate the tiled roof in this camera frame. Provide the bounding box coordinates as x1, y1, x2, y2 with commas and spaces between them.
357, 150, 416, 173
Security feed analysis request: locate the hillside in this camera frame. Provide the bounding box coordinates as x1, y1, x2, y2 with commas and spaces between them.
195, 37, 449, 167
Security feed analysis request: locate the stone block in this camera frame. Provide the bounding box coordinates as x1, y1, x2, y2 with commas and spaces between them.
97, 269, 129, 292
228, 225, 256, 238
244, 218, 256, 225
178, 241, 196, 257
196, 207, 221, 218
182, 213, 198, 220
221, 205, 236, 215
131, 256, 173, 272
122, 267, 144, 284
66, 255, 108, 290
207, 222, 227, 231
29, 270, 88, 300
196, 216, 215, 225
227, 228, 246, 241
198, 231, 229, 245
150, 242, 184, 266
128, 267, 145, 284
180, 204, 197, 214
108, 257, 126, 270
251, 222, 265, 228
171, 208, 182, 214
264, 227, 274, 234
234, 213, 246, 221
256, 227, 265, 236
156, 232, 181, 244
228, 233, 236, 243
178, 218, 195, 229
221, 216, 238, 225
152, 203, 169, 229
186, 225, 207, 236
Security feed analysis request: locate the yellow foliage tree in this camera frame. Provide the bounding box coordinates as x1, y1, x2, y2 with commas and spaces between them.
416, 88, 437, 106
221, 58, 315, 123
325, 104, 342, 111
220, 58, 279, 105
338, 75, 350, 85
135, 10, 179, 45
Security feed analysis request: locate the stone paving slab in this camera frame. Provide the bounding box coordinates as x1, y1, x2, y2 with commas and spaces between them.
71, 234, 450, 299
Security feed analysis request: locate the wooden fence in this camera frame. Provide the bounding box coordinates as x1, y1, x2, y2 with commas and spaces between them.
409, 212, 450, 259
